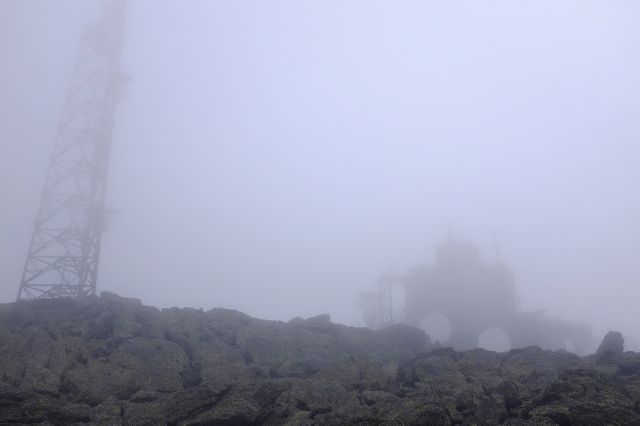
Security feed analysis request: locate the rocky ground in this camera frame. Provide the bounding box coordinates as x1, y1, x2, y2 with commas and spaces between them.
0, 292, 639, 425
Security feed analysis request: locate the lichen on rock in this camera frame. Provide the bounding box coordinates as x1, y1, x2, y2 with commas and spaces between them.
0, 293, 638, 425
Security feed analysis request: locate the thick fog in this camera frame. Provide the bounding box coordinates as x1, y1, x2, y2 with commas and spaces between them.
1, 1, 639, 349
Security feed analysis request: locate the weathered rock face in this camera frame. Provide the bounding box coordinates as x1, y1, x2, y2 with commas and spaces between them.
0, 293, 638, 425
596, 331, 625, 362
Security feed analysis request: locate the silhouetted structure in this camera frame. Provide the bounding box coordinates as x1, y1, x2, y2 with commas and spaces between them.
362, 239, 593, 354
17, 0, 126, 300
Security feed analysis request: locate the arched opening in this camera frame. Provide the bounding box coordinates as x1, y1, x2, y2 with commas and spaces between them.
419, 313, 452, 343
478, 328, 511, 352
564, 338, 577, 354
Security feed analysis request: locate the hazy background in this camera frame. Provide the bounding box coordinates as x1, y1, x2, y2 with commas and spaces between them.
1, 0, 639, 348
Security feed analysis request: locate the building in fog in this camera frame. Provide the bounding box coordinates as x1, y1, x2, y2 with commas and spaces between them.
362, 239, 593, 354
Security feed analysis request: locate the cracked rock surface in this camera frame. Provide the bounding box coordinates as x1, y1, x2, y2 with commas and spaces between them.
0, 292, 639, 425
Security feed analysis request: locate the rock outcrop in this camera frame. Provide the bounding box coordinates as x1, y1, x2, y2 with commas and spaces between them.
596, 330, 625, 363
0, 293, 639, 425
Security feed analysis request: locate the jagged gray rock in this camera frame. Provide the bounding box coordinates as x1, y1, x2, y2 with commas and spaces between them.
0, 293, 638, 425
596, 331, 625, 362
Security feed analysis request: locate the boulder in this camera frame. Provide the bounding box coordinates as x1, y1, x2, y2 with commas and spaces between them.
596, 331, 625, 363
377, 323, 431, 353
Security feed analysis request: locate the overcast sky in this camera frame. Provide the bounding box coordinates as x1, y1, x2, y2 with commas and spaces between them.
1, 0, 639, 348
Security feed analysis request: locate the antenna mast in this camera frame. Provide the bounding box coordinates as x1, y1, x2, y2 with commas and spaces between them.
17, 0, 127, 300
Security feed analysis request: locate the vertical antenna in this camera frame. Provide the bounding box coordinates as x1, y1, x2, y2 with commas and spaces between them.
17, 0, 127, 300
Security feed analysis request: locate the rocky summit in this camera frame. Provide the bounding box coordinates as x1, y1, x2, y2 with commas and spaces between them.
0, 293, 639, 425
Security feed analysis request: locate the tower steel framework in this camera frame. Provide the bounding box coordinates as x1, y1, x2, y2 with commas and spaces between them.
17, 0, 126, 300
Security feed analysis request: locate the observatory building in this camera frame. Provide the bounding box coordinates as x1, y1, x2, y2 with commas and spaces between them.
362, 239, 593, 354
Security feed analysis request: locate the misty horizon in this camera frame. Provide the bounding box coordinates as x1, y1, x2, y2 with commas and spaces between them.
1, 0, 639, 351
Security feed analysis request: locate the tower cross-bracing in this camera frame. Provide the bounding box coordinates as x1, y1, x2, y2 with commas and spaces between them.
17, 0, 126, 300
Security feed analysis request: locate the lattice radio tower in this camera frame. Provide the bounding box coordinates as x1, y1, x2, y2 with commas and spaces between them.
17, 0, 127, 300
